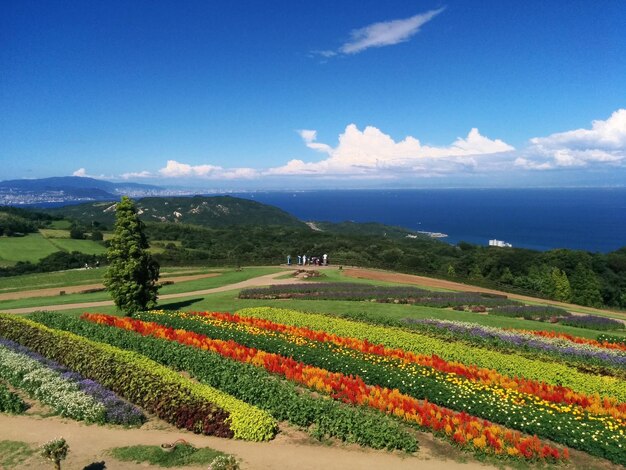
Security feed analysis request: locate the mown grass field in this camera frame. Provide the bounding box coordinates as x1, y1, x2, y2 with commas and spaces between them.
0, 234, 59, 266
0, 232, 106, 266
10, 267, 622, 341
0, 266, 282, 310
0, 266, 222, 294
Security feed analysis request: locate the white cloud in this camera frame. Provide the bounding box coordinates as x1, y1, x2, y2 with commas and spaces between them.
531, 109, 626, 149
120, 170, 153, 179
517, 109, 626, 170
71, 168, 113, 179
156, 160, 258, 180
102, 109, 626, 183
314, 8, 444, 58
158, 160, 222, 178
267, 124, 514, 177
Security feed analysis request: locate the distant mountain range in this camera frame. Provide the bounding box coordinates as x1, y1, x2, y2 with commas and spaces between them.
0, 176, 170, 205
44, 195, 308, 228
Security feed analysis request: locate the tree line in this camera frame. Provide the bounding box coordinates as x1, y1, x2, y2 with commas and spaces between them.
145, 222, 626, 309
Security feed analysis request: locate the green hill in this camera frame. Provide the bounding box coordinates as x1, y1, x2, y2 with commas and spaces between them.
45, 196, 308, 229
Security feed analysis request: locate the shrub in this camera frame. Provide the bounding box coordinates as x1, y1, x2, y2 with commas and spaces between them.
0, 382, 28, 414
39, 437, 68, 470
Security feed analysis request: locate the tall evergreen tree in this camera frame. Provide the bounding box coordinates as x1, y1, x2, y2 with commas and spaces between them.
104, 196, 160, 315
570, 262, 602, 307
551, 267, 571, 302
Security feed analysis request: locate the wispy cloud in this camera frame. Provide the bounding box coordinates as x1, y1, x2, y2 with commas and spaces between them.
316, 8, 445, 57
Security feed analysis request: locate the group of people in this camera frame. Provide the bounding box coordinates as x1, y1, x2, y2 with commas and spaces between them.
287, 253, 329, 266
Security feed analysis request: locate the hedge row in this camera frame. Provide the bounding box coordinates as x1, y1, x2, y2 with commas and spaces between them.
0, 314, 276, 441
28, 311, 418, 452
236, 308, 626, 403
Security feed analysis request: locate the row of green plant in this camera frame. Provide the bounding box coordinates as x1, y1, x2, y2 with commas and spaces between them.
0, 314, 276, 441
489, 305, 570, 321
0, 343, 107, 422
236, 308, 626, 402
0, 381, 27, 413
599, 334, 626, 346
134, 310, 625, 464
28, 312, 419, 452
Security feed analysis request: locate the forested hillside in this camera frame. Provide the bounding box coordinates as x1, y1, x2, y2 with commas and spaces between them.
45, 195, 306, 228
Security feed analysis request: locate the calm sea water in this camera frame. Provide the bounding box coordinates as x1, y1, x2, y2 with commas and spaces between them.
234, 188, 626, 253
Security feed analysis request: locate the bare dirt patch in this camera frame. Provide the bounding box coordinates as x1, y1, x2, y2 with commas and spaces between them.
0, 414, 499, 470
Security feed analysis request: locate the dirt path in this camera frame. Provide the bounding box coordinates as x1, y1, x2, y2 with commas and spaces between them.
1, 270, 300, 315
0, 414, 497, 470
0, 273, 220, 302
343, 268, 626, 320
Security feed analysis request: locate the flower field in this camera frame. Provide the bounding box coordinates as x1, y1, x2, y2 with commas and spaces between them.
0, 337, 144, 425
3, 303, 626, 465
0, 314, 277, 441
403, 318, 626, 377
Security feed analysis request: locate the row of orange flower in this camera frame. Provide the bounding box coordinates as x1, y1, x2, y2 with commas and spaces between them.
83, 313, 568, 461
177, 310, 626, 419
514, 328, 626, 352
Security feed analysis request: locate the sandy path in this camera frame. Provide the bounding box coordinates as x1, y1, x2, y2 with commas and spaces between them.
343, 268, 626, 320
1, 270, 299, 314
0, 414, 497, 470
0, 273, 220, 302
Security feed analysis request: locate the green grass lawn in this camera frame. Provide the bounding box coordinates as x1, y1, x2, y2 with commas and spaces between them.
0, 266, 222, 294
0, 232, 106, 266
46, 238, 107, 255
0, 269, 105, 293
2, 264, 623, 340
0, 233, 59, 265
48, 220, 72, 229
0, 440, 36, 468
109, 443, 225, 467
0, 266, 283, 310
37, 283, 624, 340
39, 228, 70, 238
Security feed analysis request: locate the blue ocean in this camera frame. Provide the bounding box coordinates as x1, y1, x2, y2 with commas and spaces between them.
234, 188, 626, 253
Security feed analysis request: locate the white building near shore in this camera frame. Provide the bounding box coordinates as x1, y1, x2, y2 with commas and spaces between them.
489, 239, 513, 248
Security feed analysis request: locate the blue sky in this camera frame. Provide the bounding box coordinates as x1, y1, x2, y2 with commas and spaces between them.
1, 0, 625, 189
